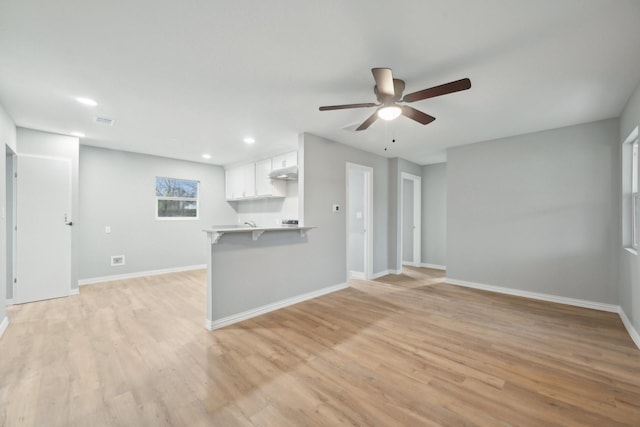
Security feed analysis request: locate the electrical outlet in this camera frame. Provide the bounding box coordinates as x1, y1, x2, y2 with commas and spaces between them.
105, 226, 111, 234
332, 204, 341, 212
111, 255, 125, 266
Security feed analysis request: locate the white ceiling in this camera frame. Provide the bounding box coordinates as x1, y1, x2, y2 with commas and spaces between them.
1, 0, 639, 166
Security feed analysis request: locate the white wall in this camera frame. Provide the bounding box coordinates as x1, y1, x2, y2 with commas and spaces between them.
422, 163, 447, 267
234, 181, 299, 226
0, 103, 16, 333
78, 146, 237, 280
619, 79, 640, 336
17, 128, 80, 290
447, 119, 619, 304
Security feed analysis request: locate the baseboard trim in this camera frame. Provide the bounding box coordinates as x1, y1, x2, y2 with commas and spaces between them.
349, 271, 365, 280
206, 282, 349, 330
69, 288, 79, 296
0, 316, 8, 340
78, 264, 207, 286
6, 299, 14, 306
445, 277, 620, 313
421, 263, 446, 270
619, 308, 640, 350
371, 269, 401, 279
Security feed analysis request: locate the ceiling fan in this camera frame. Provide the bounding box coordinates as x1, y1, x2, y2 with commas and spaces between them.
319, 68, 471, 131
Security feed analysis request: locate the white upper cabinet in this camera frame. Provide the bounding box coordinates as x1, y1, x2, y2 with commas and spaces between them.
255, 158, 273, 196
226, 154, 290, 201
272, 151, 297, 169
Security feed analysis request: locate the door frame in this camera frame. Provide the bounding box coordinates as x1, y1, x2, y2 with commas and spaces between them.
346, 162, 373, 280
400, 172, 422, 268
6, 147, 16, 304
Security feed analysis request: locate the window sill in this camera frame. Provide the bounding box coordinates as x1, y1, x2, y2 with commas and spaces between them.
624, 247, 638, 256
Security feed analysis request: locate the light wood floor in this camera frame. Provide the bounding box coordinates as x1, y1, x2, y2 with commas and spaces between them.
1, 268, 639, 426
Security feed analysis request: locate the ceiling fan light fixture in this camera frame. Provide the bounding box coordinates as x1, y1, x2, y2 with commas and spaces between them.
377, 105, 401, 121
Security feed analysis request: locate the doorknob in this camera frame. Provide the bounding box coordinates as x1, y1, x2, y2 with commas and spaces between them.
64, 213, 73, 226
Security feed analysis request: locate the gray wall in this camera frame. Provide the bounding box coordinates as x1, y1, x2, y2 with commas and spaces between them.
0, 103, 16, 326
302, 133, 389, 279
619, 79, 640, 334
447, 119, 619, 304
17, 128, 80, 290
79, 146, 236, 280
422, 163, 447, 267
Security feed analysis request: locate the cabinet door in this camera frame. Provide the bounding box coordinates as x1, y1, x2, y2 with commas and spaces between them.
272, 151, 297, 169
226, 167, 244, 200
255, 158, 272, 196
242, 163, 256, 198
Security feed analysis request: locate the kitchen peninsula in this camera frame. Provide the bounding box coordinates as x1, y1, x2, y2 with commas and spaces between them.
203, 224, 345, 330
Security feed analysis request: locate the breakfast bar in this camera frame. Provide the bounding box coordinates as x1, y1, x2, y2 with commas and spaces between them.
203, 225, 340, 331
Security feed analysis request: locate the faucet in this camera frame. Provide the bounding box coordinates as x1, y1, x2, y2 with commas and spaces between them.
244, 220, 257, 228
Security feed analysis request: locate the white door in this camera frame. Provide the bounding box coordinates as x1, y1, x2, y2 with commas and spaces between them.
346, 163, 373, 280
401, 173, 422, 267
16, 155, 72, 303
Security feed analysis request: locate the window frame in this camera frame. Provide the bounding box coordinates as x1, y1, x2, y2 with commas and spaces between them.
155, 176, 200, 220
623, 126, 639, 254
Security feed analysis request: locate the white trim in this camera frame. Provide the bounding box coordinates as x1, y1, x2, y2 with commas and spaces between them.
0, 316, 8, 340
445, 277, 619, 313
371, 269, 401, 279
206, 282, 349, 330
619, 308, 640, 350
421, 263, 446, 270
69, 288, 79, 296
349, 271, 365, 280
78, 264, 206, 286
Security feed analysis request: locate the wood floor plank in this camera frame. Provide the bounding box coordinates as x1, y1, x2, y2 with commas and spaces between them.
1, 267, 639, 426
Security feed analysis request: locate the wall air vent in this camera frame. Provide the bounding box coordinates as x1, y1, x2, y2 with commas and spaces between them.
95, 116, 115, 126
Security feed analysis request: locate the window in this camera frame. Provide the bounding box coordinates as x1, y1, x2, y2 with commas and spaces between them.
155, 177, 199, 219
623, 127, 639, 253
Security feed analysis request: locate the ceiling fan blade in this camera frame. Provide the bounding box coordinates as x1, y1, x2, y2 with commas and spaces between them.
356, 110, 379, 131
319, 102, 377, 111
401, 105, 436, 125
402, 78, 471, 103
372, 68, 395, 97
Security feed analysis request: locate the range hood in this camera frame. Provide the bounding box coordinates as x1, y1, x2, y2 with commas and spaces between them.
269, 165, 298, 181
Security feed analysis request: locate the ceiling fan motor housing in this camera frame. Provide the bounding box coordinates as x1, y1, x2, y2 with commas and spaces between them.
375, 79, 405, 104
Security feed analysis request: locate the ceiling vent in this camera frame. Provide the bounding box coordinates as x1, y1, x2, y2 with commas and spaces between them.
95, 116, 115, 126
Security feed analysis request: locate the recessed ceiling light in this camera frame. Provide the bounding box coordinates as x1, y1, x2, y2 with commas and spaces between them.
71, 131, 85, 138
243, 137, 255, 144
201, 154, 212, 159
76, 97, 98, 107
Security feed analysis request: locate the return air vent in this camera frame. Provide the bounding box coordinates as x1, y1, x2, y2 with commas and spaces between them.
95, 116, 115, 126
111, 255, 125, 266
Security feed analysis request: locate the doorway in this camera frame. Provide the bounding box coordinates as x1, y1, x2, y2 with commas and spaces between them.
346, 163, 373, 280
401, 172, 421, 267
15, 154, 73, 303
